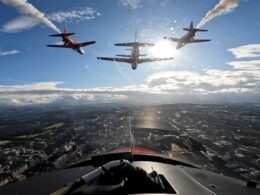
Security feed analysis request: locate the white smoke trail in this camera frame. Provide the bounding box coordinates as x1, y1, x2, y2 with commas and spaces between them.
0, 0, 61, 33
197, 0, 239, 28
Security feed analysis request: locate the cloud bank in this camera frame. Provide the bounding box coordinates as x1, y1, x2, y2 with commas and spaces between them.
0, 59, 259, 106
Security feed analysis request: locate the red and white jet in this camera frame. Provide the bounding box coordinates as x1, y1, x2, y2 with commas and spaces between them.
164, 21, 211, 49
47, 25, 95, 55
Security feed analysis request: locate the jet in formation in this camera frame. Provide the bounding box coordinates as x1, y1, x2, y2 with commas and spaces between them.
97, 31, 173, 70
47, 25, 96, 55
164, 21, 211, 49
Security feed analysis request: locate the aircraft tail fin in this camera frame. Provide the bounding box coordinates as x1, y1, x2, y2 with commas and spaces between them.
183, 21, 194, 31
182, 21, 193, 31
135, 29, 137, 42
190, 21, 193, 29
64, 24, 67, 33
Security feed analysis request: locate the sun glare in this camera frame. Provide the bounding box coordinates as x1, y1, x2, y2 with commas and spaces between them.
149, 40, 179, 58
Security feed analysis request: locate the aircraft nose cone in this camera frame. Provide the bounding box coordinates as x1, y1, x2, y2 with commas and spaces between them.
132, 65, 137, 70
80, 49, 84, 55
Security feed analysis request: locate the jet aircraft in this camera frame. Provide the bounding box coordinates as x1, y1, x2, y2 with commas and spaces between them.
47, 25, 96, 55
97, 31, 173, 70
164, 21, 211, 49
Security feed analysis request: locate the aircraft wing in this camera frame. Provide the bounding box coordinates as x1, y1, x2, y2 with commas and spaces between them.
138, 57, 173, 64
136, 42, 154, 47
114, 43, 135, 47
193, 28, 208, 32
191, 39, 211, 43
97, 57, 132, 64
164, 37, 180, 42
46, 44, 71, 48
114, 42, 154, 47
76, 41, 96, 47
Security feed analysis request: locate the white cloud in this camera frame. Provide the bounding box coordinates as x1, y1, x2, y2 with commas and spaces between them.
0, 82, 131, 106
0, 81, 62, 91
228, 60, 260, 71
227, 44, 260, 75
229, 44, 260, 58
146, 70, 260, 94
1, 65, 260, 106
0, 50, 19, 56
1, 7, 100, 33
1, 16, 39, 33
209, 88, 255, 94
0, 94, 62, 106
118, 0, 143, 10
47, 7, 100, 23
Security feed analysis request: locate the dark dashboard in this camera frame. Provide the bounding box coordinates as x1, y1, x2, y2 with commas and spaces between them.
0, 152, 259, 195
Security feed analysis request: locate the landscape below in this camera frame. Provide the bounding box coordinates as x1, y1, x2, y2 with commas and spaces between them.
0, 103, 259, 187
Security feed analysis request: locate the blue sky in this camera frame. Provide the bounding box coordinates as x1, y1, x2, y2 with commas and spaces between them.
0, 0, 260, 105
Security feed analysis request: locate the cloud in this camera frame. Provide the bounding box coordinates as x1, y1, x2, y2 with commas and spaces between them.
118, 0, 143, 10
1, 64, 260, 106
146, 70, 260, 93
1, 16, 39, 33
0, 93, 128, 106
0, 81, 63, 91
0, 94, 63, 106
227, 44, 260, 73
1, 7, 100, 33
228, 44, 260, 59
47, 7, 101, 23
0, 50, 19, 56
0, 82, 131, 106
228, 60, 260, 71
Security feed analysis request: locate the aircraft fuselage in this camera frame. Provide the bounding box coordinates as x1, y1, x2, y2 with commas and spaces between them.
130, 44, 141, 70
62, 35, 84, 55
177, 30, 196, 49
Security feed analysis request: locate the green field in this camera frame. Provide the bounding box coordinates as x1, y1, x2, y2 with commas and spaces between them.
15, 133, 41, 139
14, 122, 64, 139
43, 122, 64, 131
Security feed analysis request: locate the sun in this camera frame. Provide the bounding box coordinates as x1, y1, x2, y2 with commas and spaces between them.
149, 40, 179, 58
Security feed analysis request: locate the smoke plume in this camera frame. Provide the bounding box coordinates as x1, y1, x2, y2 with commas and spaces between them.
197, 0, 239, 28
0, 0, 61, 33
